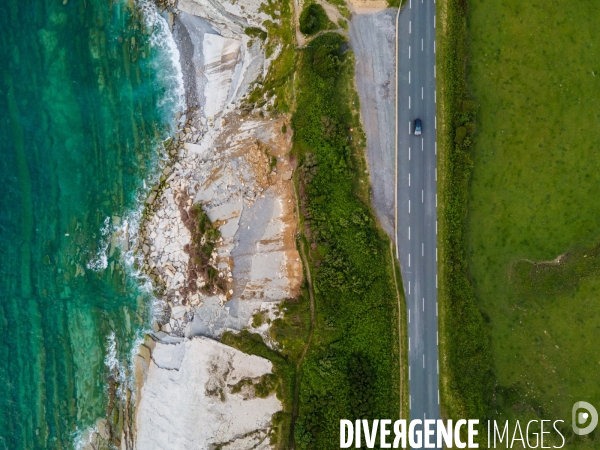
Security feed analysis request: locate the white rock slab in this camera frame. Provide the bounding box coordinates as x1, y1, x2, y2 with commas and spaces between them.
203, 33, 241, 118
135, 337, 281, 450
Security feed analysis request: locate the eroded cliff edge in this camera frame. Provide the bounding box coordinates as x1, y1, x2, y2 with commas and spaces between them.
132, 0, 301, 448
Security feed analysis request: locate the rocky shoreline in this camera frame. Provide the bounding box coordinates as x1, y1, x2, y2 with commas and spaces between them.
130, 0, 302, 448
80, 0, 302, 446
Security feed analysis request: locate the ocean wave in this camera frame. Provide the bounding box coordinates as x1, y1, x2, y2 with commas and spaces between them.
72, 424, 98, 450
74, 1, 185, 446
139, 0, 186, 113
86, 216, 111, 271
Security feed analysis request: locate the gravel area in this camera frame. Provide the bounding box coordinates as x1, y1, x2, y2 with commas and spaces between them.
350, 10, 397, 239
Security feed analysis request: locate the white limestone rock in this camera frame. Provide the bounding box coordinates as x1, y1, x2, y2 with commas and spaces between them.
135, 337, 281, 450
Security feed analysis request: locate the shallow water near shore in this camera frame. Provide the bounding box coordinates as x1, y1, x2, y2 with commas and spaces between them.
0, 0, 182, 448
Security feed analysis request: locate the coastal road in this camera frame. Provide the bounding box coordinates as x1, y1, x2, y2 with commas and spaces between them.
395, 0, 440, 445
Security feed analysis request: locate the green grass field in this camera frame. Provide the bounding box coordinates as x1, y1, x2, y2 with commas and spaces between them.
466, 0, 600, 445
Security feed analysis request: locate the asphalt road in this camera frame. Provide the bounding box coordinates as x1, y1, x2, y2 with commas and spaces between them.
395, 0, 440, 444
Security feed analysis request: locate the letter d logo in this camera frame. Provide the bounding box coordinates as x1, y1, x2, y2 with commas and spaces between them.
572, 401, 598, 436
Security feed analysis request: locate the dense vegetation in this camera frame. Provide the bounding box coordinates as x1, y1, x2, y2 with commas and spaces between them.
436, 0, 494, 436
299, 4, 331, 36
290, 33, 401, 448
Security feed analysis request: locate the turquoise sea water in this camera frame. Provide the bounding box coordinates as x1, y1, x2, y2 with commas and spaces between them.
0, 0, 181, 448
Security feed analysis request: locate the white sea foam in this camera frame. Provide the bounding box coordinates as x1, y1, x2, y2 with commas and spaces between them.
86, 216, 111, 271
75, 1, 186, 446
139, 0, 186, 113
72, 424, 98, 450
105, 332, 130, 400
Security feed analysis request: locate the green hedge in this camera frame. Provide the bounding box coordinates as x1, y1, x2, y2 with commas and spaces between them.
291, 32, 400, 449
438, 0, 495, 431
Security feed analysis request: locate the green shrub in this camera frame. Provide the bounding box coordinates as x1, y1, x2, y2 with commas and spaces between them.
245, 26, 268, 40
454, 126, 467, 144
299, 4, 330, 35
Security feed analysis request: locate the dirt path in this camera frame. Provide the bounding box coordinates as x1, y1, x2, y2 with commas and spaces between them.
289, 180, 316, 450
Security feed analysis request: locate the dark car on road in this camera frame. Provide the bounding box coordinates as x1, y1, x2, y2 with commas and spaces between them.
414, 118, 422, 136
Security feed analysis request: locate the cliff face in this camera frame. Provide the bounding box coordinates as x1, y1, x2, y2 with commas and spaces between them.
131, 0, 300, 448
135, 337, 281, 450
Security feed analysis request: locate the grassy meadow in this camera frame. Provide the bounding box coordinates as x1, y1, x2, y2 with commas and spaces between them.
465, 0, 600, 445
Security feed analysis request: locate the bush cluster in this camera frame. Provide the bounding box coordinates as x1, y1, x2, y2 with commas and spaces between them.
299, 4, 330, 36
180, 203, 222, 295
244, 26, 268, 41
